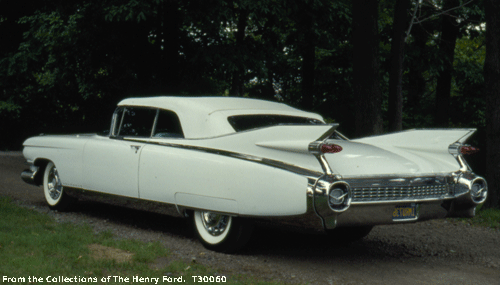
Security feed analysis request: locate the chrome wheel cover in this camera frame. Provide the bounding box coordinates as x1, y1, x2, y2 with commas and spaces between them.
47, 166, 62, 200
200, 211, 230, 236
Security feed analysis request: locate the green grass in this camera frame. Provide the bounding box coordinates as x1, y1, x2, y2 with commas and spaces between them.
469, 206, 500, 229
450, 205, 500, 229
0, 197, 282, 285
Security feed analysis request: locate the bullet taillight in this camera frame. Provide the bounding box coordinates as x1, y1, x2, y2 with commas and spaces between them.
320, 143, 343, 154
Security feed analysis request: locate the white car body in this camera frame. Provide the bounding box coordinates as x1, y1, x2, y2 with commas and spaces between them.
21, 96, 488, 251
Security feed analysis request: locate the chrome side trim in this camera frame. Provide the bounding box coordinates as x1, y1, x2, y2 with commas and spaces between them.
64, 187, 184, 217
124, 138, 324, 177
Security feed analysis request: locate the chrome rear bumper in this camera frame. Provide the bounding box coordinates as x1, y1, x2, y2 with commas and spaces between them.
310, 171, 487, 230
335, 201, 448, 227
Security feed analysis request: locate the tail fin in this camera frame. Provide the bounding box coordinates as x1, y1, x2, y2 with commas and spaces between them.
354, 129, 476, 152
255, 124, 339, 153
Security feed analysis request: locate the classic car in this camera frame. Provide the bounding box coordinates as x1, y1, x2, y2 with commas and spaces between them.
21, 96, 488, 252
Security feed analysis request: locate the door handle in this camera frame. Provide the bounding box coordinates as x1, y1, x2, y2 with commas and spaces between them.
131, 145, 141, 153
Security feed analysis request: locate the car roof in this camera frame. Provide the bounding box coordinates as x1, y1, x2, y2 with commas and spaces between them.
117, 96, 324, 138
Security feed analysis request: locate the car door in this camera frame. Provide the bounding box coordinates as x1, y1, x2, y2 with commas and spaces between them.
82, 107, 157, 197
138, 109, 185, 203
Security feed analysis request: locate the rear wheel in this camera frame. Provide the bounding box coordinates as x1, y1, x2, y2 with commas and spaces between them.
192, 210, 253, 253
43, 161, 75, 211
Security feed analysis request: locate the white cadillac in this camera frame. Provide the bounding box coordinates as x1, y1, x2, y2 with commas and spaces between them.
21, 96, 487, 252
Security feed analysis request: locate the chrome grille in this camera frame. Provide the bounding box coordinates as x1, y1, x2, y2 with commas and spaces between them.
346, 176, 454, 202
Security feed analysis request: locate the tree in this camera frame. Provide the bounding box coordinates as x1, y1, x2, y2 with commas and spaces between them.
297, 2, 316, 111
157, 0, 182, 93
228, 7, 249, 96
435, 0, 461, 127
352, 0, 383, 137
483, 0, 500, 209
387, 0, 411, 132
0, 0, 489, 151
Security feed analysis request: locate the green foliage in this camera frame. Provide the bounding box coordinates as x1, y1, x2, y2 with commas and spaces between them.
0, 100, 21, 113
0, 0, 489, 146
450, 32, 486, 127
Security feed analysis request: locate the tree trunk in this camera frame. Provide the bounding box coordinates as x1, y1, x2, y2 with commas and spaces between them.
435, 0, 460, 127
352, 0, 382, 138
229, 9, 249, 97
162, 0, 181, 93
483, 0, 500, 209
388, 0, 410, 132
300, 13, 315, 111
407, 24, 428, 120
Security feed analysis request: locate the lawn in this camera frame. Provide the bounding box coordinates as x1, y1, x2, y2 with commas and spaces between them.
0, 197, 280, 285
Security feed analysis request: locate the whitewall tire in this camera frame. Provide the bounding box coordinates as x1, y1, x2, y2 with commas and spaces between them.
43, 161, 75, 211
192, 210, 253, 253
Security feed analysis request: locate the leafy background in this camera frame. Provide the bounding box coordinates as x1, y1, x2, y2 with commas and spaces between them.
1, 0, 497, 207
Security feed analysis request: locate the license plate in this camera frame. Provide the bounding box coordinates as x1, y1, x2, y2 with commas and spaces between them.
392, 204, 417, 221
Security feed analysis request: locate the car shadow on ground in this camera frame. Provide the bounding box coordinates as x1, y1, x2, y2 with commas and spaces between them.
70, 199, 192, 238
66, 199, 418, 262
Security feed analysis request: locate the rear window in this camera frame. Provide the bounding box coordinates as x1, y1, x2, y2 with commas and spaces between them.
228, 115, 324, 132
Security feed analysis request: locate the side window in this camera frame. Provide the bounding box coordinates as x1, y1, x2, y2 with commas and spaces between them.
153, 110, 184, 138
118, 107, 157, 137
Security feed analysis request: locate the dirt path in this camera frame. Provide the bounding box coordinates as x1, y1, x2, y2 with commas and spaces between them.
1, 152, 499, 284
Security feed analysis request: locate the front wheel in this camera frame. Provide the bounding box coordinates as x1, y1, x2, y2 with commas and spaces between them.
192, 210, 253, 253
43, 161, 75, 211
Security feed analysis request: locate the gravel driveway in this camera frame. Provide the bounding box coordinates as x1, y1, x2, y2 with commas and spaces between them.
1, 152, 499, 284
